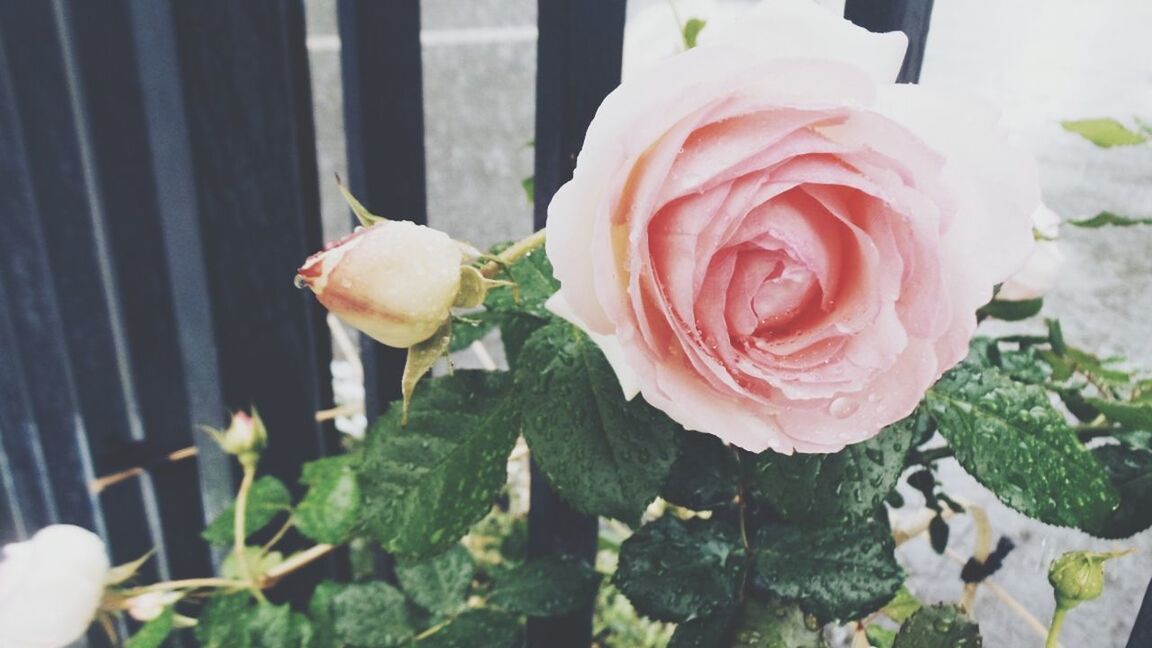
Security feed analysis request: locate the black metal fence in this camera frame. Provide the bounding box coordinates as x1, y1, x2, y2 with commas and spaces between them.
8, 1, 1146, 647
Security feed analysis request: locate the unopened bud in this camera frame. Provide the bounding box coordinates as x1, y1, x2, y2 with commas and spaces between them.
1048, 549, 1131, 610
296, 220, 466, 349
126, 591, 181, 622
211, 410, 267, 460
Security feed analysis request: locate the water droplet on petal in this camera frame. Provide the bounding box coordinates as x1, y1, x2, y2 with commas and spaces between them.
828, 397, 859, 419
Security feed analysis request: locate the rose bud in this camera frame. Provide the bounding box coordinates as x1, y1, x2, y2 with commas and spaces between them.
1048, 549, 1130, 609
0, 525, 110, 648
209, 410, 267, 461
297, 220, 465, 349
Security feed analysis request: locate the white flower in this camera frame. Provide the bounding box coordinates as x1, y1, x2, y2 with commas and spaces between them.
998, 205, 1064, 301
0, 525, 110, 648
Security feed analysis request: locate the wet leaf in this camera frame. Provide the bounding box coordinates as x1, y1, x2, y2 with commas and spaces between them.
202, 476, 291, 546
615, 516, 745, 622
1061, 119, 1149, 147
661, 431, 739, 510
417, 609, 523, 647
295, 455, 360, 544
979, 297, 1043, 321
395, 544, 475, 617
892, 604, 981, 648
124, 608, 174, 648
747, 416, 917, 525
926, 364, 1120, 532
488, 557, 601, 617
750, 517, 903, 621
358, 371, 518, 557
311, 581, 414, 648
517, 321, 679, 523
1092, 444, 1152, 538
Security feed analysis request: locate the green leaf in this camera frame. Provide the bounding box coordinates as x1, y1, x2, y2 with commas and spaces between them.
1088, 399, 1152, 430
750, 517, 903, 621
615, 516, 745, 622
661, 431, 739, 510
196, 594, 254, 648
311, 581, 414, 648
417, 609, 523, 648
1092, 445, 1152, 538
517, 321, 679, 523
488, 557, 601, 617
892, 604, 981, 648
125, 608, 174, 648
395, 544, 475, 616
1068, 212, 1152, 228
220, 547, 284, 582
668, 609, 737, 648
979, 297, 1043, 321
881, 587, 923, 623
682, 18, 707, 48
926, 364, 1120, 532
357, 371, 519, 557
866, 625, 898, 648
202, 476, 291, 546
521, 176, 535, 204
729, 600, 824, 648
487, 247, 558, 319
247, 603, 314, 648
295, 455, 360, 544
1062, 118, 1149, 147
747, 416, 917, 525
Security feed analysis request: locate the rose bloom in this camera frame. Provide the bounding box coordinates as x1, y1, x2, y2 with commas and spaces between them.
0, 525, 110, 648
546, 0, 1039, 452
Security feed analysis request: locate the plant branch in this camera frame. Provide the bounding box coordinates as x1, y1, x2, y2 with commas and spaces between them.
233, 460, 267, 603
122, 577, 249, 596
260, 543, 336, 588
1046, 607, 1069, 648
479, 229, 547, 278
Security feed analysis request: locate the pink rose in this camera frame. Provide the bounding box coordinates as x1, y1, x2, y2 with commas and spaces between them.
997, 205, 1063, 302
546, 0, 1038, 453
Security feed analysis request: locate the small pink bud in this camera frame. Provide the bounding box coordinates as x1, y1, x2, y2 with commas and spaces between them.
297, 221, 464, 348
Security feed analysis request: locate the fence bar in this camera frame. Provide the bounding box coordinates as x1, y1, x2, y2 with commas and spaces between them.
337, 0, 428, 421
844, 0, 935, 83
531, 1, 628, 646
162, 0, 338, 595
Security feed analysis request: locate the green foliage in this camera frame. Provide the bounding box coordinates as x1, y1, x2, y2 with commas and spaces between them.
1062, 118, 1149, 147
124, 608, 174, 648
682, 18, 707, 48
1091, 445, 1152, 538
246, 604, 315, 648
925, 363, 1120, 532
668, 609, 737, 648
881, 588, 923, 623
295, 455, 360, 544
357, 371, 519, 557
516, 321, 679, 523
202, 476, 291, 545
395, 544, 475, 617
311, 582, 414, 647
614, 516, 746, 622
750, 517, 903, 621
891, 604, 981, 647
729, 600, 824, 647
417, 609, 523, 647
1088, 399, 1152, 430
488, 557, 602, 617
979, 297, 1043, 321
747, 417, 917, 525
196, 594, 253, 648
661, 431, 739, 510
1068, 212, 1152, 228
452, 245, 558, 360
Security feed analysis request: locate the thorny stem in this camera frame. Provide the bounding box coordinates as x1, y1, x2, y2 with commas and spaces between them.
479, 228, 547, 278
234, 459, 267, 603
122, 577, 249, 596
731, 448, 754, 602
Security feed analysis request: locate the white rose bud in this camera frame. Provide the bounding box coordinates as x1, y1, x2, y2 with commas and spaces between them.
998, 205, 1064, 301
297, 220, 464, 349
212, 410, 267, 461
125, 591, 182, 622
0, 525, 110, 648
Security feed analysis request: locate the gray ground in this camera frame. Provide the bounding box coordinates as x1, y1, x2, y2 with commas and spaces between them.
304, 1, 1152, 645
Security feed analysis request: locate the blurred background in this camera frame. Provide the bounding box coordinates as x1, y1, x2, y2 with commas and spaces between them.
304, 0, 1152, 645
